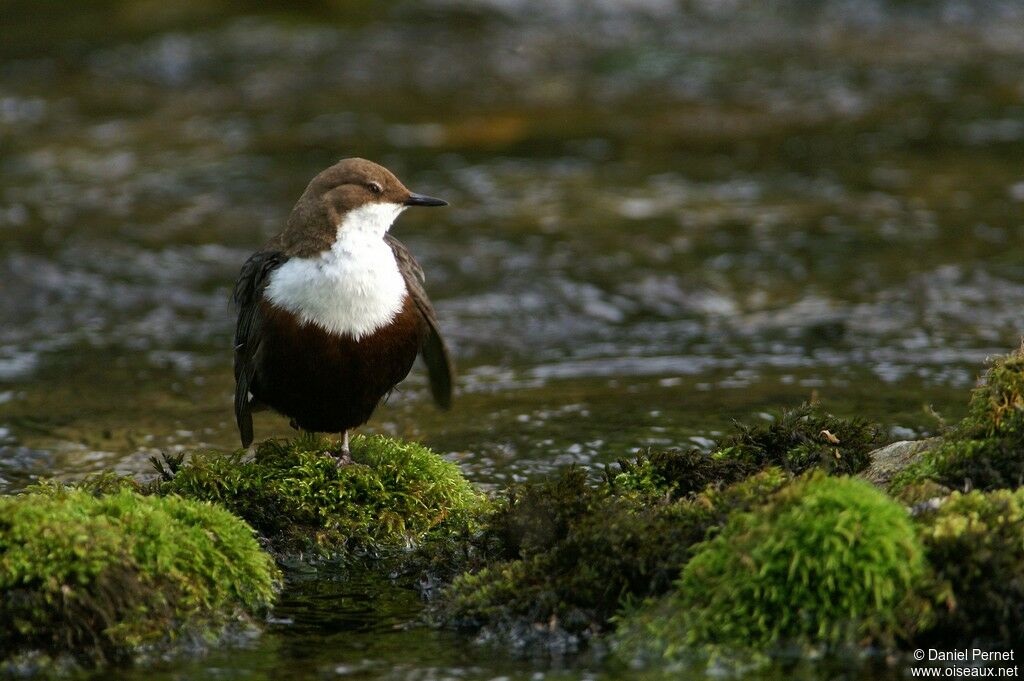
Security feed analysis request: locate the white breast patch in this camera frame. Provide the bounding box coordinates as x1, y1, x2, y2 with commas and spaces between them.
264, 203, 408, 340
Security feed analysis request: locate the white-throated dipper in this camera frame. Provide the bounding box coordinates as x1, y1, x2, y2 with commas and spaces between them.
232, 158, 452, 463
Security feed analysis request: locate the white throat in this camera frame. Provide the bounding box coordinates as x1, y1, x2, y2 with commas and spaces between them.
264, 203, 408, 340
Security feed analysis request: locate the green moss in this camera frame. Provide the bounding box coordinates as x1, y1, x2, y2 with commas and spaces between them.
155, 434, 487, 556
612, 448, 757, 500
484, 466, 596, 560
0, 487, 278, 664
890, 349, 1024, 494
438, 469, 790, 639
892, 480, 952, 506
914, 489, 1024, 645
613, 405, 883, 504
891, 437, 1024, 495
614, 474, 928, 664
959, 346, 1024, 441
717, 403, 884, 476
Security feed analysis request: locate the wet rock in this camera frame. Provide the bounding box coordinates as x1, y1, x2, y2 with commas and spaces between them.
862, 437, 941, 488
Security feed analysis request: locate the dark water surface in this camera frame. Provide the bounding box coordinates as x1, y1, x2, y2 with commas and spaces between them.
2, 1, 1024, 678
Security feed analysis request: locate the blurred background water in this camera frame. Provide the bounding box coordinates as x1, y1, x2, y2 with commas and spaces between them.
1, 1, 1023, 678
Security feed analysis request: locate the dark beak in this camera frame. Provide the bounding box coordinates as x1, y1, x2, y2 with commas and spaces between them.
404, 192, 448, 207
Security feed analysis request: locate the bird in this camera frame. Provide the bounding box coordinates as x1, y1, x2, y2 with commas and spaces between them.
232, 158, 452, 464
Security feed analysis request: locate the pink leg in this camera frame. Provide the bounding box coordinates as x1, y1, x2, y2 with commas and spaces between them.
330, 430, 352, 466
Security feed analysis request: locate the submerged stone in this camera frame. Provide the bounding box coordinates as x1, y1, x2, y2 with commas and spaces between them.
0, 486, 278, 667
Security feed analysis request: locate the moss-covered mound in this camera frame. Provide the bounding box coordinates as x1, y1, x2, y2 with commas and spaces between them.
960, 346, 1024, 441
892, 438, 1024, 497
615, 404, 883, 502
914, 489, 1024, 645
718, 403, 884, 477
613, 474, 928, 664
612, 448, 757, 501
437, 468, 789, 646
0, 487, 278, 665
428, 355, 1024, 663
434, 406, 886, 651
891, 348, 1024, 495
155, 434, 486, 556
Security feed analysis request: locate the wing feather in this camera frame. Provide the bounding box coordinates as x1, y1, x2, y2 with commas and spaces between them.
386, 234, 453, 409
232, 250, 287, 446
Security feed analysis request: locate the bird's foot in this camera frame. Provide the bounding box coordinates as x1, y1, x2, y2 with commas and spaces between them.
329, 431, 352, 467
329, 447, 353, 467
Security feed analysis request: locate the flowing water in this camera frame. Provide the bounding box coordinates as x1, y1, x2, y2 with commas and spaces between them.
2, 1, 1023, 678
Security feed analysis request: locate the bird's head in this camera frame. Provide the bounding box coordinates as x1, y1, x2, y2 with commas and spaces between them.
281, 158, 447, 255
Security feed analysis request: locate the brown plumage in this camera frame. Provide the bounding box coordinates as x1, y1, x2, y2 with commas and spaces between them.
232, 158, 452, 459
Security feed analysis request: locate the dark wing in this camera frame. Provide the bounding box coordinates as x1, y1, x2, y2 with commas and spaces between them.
386, 234, 453, 409
232, 250, 287, 446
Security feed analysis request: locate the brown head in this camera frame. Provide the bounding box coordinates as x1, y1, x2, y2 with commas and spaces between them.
275, 158, 447, 257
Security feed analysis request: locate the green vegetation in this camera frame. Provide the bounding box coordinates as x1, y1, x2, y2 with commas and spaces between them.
0, 434, 489, 666
615, 404, 883, 501
438, 468, 789, 639
6, 354, 1024, 670
614, 474, 928, 663
155, 434, 487, 556
959, 346, 1024, 442
437, 405, 887, 649
914, 489, 1024, 645
716, 403, 884, 477
611, 447, 757, 500
891, 348, 1024, 495
0, 486, 277, 665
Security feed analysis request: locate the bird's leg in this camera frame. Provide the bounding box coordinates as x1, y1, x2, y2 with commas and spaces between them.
330, 430, 353, 467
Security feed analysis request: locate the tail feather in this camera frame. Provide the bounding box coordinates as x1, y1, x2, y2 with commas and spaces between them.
422, 329, 453, 410
235, 375, 254, 447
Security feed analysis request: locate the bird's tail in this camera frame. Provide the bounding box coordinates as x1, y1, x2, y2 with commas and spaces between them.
234, 378, 254, 447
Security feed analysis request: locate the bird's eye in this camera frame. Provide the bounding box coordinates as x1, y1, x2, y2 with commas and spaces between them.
367, 182, 383, 195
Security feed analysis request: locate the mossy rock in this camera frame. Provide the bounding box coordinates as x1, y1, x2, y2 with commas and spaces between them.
0, 487, 278, 665
891, 437, 1024, 497
959, 346, 1024, 441
890, 349, 1024, 494
716, 403, 884, 477
437, 468, 790, 645
612, 448, 757, 501
614, 404, 884, 502
154, 434, 487, 557
861, 438, 942, 489
613, 474, 929, 666
914, 489, 1024, 645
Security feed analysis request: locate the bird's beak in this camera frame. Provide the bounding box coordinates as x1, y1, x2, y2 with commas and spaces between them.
404, 192, 448, 207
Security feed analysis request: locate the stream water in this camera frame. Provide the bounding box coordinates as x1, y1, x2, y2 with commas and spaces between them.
2, 1, 1023, 678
